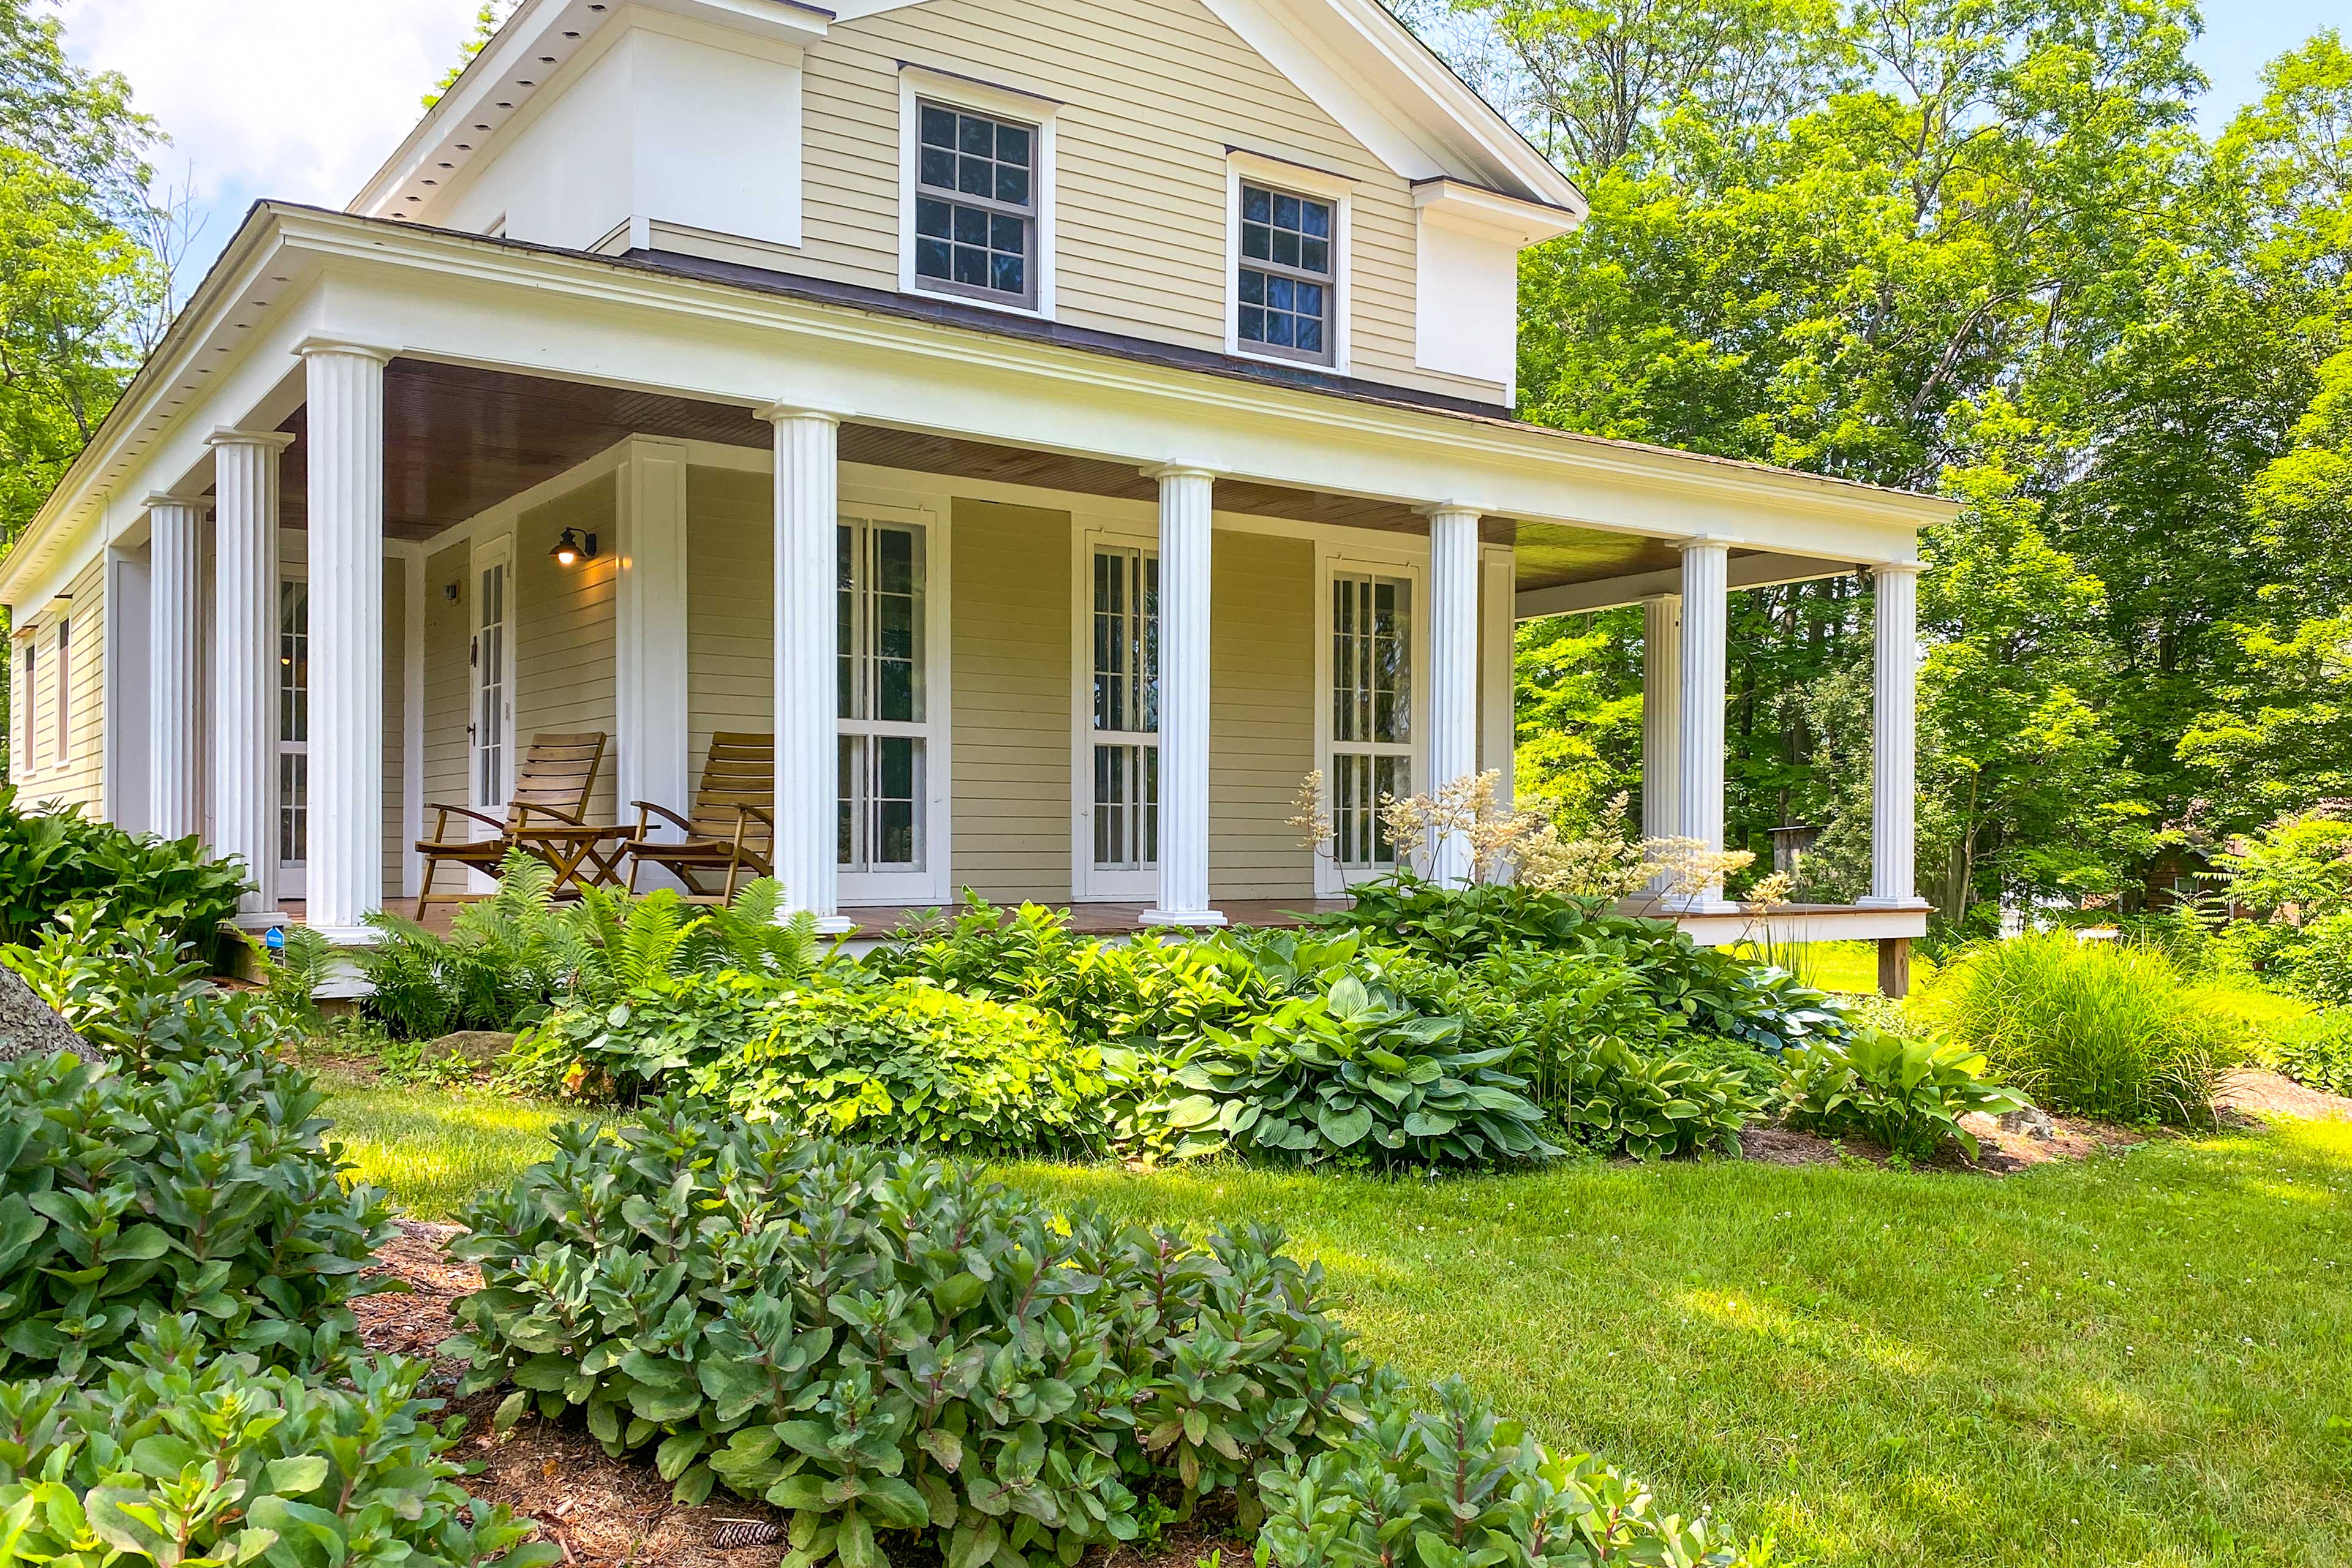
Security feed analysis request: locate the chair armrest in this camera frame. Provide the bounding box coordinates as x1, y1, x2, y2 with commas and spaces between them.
630, 801, 698, 836
512, 802, 588, 829
424, 803, 507, 835
736, 804, 776, 831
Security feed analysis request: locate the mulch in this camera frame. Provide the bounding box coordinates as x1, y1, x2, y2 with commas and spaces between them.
358, 1228, 1243, 1568
1736, 1112, 2137, 1174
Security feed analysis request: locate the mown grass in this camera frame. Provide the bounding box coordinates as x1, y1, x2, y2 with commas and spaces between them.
322, 1080, 2352, 1567
1731, 939, 1932, 996
318, 1069, 587, 1219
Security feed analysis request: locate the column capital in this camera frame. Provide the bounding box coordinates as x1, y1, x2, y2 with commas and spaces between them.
1415, 500, 1485, 521
756, 402, 847, 428
141, 491, 205, 514
1870, 559, 1928, 578
1640, 589, 1684, 605
292, 336, 398, 364
1143, 462, 1218, 484
207, 428, 298, 453
1672, 533, 1736, 554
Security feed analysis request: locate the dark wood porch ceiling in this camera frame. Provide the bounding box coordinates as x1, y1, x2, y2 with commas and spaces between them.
254, 358, 1681, 590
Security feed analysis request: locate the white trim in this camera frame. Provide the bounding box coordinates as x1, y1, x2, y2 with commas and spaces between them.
276, 559, 311, 899
1516, 554, 1863, 619
615, 437, 693, 854
1069, 516, 1161, 902
897, 65, 1058, 322
1223, 154, 1352, 375
1411, 178, 1580, 247
1312, 532, 1430, 897
834, 488, 953, 907
466, 532, 518, 818
400, 543, 426, 897
1477, 543, 1513, 799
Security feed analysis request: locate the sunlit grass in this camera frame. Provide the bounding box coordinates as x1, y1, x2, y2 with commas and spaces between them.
1730, 938, 1929, 995
320, 1080, 2352, 1566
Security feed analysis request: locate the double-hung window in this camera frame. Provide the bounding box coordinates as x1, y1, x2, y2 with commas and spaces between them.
52, 619, 68, 766
1087, 543, 1159, 885
1329, 571, 1413, 872
1238, 182, 1336, 364
838, 516, 929, 879
279, 575, 311, 876
912, 99, 1038, 308
18, 639, 35, 774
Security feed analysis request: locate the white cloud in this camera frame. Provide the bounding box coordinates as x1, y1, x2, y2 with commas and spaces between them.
59, 0, 481, 263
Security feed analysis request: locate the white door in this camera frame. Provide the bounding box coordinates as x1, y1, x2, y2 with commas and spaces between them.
277, 570, 309, 897
1076, 537, 1159, 900
469, 538, 514, 818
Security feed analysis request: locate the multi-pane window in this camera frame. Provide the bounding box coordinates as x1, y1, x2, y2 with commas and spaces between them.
913, 100, 1037, 306
1090, 546, 1159, 873
1238, 183, 1334, 364
838, 518, 927, 874
1330, 573, 1412, 869
279, 578, 310, 869
19, 641, 35, 774
474, 559, 507, 805
52, 619, 68, 764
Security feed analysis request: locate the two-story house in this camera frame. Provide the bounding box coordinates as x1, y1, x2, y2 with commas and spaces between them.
0, 0, 1943, 958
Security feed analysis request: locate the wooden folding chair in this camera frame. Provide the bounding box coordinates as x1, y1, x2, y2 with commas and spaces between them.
623, 732, 776, 905
413, 732, 610, 918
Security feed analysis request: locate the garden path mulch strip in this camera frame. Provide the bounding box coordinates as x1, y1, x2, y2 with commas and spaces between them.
2216, 1067, 2352, 1123
1737, 1115, 2132, 1174
358, 1228, 1244, 1568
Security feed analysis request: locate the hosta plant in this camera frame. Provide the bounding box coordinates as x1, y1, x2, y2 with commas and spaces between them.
0, 1050, 393, 1380
1, 905, 290, 1073
0, 1316, 554, 1568
1775, 1029, 2028, 1163
1187, 974, 1558, 1167
1259, 1373, 1746, 1568
444, 1106, 1373, 1568
1564, 1042, 1763, 1161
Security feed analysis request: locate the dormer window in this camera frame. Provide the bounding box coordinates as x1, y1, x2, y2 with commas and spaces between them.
1238, 185, 1333, 363
912, 100, 1038, 307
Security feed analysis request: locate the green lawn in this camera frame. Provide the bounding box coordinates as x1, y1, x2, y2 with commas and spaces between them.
320, 1071, 590, 1219
325, 1082, 2352, 1567
1732, 939, 1934, 996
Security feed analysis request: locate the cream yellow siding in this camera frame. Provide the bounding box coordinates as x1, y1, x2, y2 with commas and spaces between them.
684, 466, 773, 783
13, 557, 105, 813
423, 542, 471, 820
516, 480, 620, 826
949, 499, 1071, 901
1210, 529, 1316, 900
383, 566, 407, 894
785, 0, 1501, 405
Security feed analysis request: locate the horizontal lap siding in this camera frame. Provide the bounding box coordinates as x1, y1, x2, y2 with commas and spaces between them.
423, 543, 472, 819
1211, 530, 1316, 900
383, 568, 406, 894
951, 500, 1069, 902
795, 0, 1504, 405
685, 467, 774, 790
517, 479, 619, 826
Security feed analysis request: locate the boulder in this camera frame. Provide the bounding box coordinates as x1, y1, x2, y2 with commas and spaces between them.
0, 963, 89, 1062
1997, 1105, 2059, 1142
428, 1030, 519, 1067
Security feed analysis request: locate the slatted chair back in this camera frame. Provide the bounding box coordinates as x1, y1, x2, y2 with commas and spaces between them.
506, 732, 608, 826
689, 733, 774, 851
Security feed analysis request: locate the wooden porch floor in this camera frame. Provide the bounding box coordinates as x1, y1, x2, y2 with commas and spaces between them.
286, 897, 1354, 939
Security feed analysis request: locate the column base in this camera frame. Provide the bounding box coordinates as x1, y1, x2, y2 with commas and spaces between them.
1662, 894, 1742, 916
1139, 908, 1229, 929
814, 915, 857, 936
303, 924, 381, 947
1855, 896, 1934, 911
233, 909, 291, 932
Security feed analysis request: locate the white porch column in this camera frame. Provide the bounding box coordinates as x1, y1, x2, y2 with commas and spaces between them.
1861, 562, 1927, 909
208, 429, 295, 925
1423, 504, 1482, 886
300, 341, 392, 939
1142, 466, 1223, 927
762, 407, 851, 933
1640, 591, 1682, 861
145, 494, 205, 842
1672, 540, 1736, 912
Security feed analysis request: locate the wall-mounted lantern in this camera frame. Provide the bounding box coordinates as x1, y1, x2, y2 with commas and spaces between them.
549, 527, 599, 567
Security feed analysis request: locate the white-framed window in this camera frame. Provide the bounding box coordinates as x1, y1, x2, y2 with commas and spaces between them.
1070, 528, 1159, 899
279, 570, 310, 886
18, 637, 35, 775
52, 617, 69, 767
899, 66, 1057, 319
469, 535, 516, 815
1226, 151, 1351, 373
837, 502, 949, 902
1315, 549, 1425, 895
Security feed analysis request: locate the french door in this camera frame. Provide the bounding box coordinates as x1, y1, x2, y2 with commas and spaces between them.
837, 511, 938, 902
469, 538, 514, 816
1076, 538, 1159, 899
1326, 567, 1415, 883
277, 570, 309, 897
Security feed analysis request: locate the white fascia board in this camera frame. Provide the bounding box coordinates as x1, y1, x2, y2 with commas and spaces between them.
1412, 178, 1580, 247
349, 0, 827, 221
1513, 554, 1876, 620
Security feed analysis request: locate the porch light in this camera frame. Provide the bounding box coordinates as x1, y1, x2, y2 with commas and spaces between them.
550, 527, 598, 567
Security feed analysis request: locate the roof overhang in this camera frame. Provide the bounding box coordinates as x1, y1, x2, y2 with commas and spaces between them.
1411, 177, 1581, 247
350, 0, 832, 221
3, 205, 1954, 608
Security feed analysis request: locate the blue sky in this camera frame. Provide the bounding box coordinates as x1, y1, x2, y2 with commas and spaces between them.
56, 0, 2346, 287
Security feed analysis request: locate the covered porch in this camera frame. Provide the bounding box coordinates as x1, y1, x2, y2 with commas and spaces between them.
60, 208, 1940, 964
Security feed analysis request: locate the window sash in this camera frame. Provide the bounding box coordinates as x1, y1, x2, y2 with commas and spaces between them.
279, 576, 310, 870
1238, 181, 1335, 364
912, 99, 1038, 307
20, 643, 35, 772
839, 517, 930, 876
1088, 545, 1159, 873
53, 620, 67, 764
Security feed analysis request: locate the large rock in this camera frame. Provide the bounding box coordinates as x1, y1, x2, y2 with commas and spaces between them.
0, 964, 89, 1062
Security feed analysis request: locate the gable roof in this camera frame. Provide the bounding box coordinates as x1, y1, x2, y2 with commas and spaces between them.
352, 0, 1584, 225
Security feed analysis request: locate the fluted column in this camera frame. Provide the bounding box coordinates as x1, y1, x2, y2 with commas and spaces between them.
300, 340, 392, 939
209, 429, 296, 925
763, 407, 851, 933
1142, 466, 1223, 927
1640, 592, 1682, 867
146, 494, 206, 842
1861, 562, 1927, 908
1423, 504, 1482, 886
1672, 540, 1735, 912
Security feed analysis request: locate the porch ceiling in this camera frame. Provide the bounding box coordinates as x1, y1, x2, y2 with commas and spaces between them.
251, 358, 1743, 592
